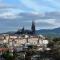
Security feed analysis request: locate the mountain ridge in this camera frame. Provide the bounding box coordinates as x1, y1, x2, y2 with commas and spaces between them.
1, 27, 60, 38
36, 27, 60, 38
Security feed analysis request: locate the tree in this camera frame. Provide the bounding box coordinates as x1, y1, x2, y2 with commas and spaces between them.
47, 40, 54, 48
2, 51, 14, 60
53, 38, 60, 42
50, 37, 60, 60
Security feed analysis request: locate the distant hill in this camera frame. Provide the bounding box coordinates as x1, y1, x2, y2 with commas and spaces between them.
36, 27, 60, 38
1, 27, 60, 38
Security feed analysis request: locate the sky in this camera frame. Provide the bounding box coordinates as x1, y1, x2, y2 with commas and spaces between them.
0, 0, 60, 32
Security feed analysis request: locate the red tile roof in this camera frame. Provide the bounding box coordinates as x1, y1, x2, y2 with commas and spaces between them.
0, 48, 9, 52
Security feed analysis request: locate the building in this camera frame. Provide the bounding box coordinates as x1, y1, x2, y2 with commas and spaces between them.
15, 21, 36, 35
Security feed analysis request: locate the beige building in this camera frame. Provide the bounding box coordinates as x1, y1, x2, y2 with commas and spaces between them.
0, 34, 49, 49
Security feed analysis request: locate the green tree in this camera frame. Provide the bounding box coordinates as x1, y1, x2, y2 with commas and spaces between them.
2, 51, 14, 60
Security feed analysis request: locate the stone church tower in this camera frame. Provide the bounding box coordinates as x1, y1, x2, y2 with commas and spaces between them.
31, 21, 35, 34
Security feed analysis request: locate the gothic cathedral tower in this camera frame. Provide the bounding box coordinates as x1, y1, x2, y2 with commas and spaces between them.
31, 21, 35, 34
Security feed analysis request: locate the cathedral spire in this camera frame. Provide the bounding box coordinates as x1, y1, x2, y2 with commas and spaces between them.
31, 21, 35, 34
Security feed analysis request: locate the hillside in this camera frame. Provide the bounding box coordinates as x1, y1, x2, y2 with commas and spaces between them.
1, 27, 60, 38
36, 27, 60, 38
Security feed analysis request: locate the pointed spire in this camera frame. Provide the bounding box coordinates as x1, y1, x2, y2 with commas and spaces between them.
31, 21, 35, 34
21, 26, 25, 34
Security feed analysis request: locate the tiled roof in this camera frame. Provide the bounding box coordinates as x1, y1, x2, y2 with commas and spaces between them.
0, 48, 9, 52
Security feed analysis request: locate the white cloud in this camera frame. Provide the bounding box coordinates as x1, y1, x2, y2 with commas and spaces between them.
0, 0, 19, 9
35, 19, 55, 24
0, 12, 18, 19
35, 18, 60, 29
20, 0, 49, 12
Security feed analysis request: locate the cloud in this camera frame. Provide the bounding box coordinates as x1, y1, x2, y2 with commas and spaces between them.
0, 12, 60, 30
0, 0, 20, 9
0, 12, 18, 19
0, 0, 60, 13
35, 19, 55, 24
0, 0, 60, 14
0, 0, 60, 32
20, 0, 53, 12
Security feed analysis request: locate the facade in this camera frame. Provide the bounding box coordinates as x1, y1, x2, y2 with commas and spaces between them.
0, 34, 49, 49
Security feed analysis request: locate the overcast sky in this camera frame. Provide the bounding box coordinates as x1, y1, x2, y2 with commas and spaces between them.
0, 0, 60, 32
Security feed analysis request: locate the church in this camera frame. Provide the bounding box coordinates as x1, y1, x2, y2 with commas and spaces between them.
15, 21, 36, 35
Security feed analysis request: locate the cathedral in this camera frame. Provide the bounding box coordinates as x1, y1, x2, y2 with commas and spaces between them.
15, 21, 36, 35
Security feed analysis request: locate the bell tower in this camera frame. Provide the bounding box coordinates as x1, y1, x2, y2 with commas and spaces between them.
31, 21, 35, 34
